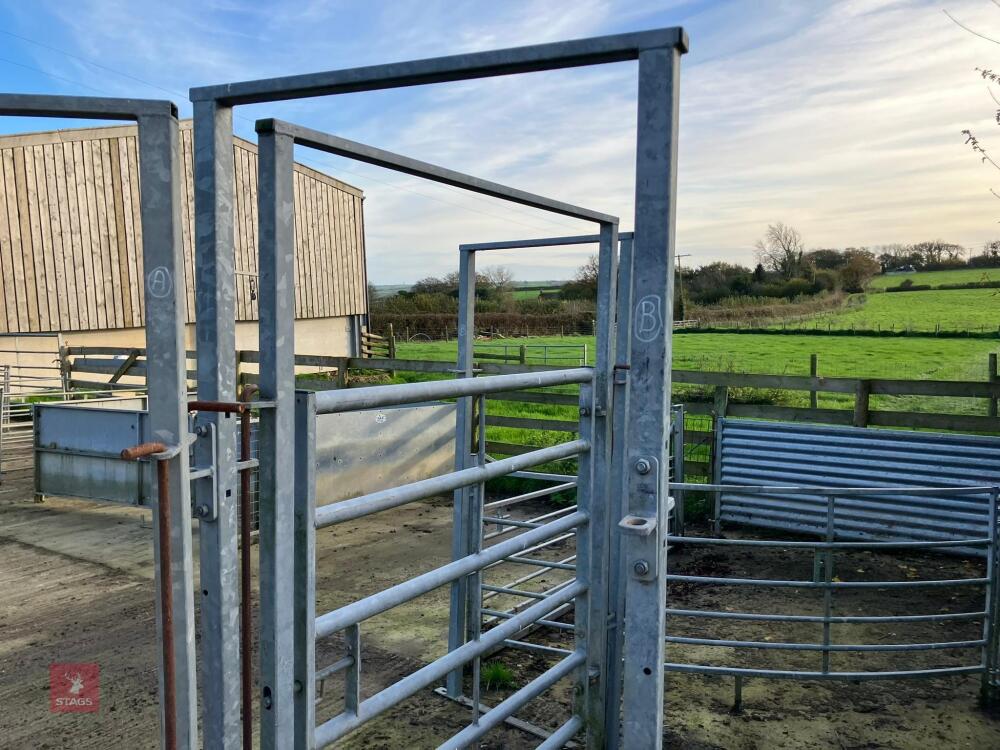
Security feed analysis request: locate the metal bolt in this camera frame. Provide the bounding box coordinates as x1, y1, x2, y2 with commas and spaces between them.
262, 694, 273, 710
293, 679, 303, 694
195, 504, 209, 518
635, 458, 651, 475
579, 406, 590, 417
633, 559, 650, 576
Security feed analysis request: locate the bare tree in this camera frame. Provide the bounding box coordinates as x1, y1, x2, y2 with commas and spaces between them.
481, 265, 514, 293
755, 222, 805, 279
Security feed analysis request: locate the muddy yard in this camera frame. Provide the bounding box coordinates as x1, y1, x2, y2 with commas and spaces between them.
2, 464, 999, 748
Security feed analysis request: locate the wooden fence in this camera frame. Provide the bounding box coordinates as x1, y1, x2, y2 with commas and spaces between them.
60, 346, 1000, 484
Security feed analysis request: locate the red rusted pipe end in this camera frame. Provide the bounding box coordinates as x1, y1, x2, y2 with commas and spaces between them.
188, 400, 250, 414
121, 442, 168, 461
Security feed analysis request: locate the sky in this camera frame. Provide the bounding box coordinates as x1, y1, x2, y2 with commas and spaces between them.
1, 0, 1000, 284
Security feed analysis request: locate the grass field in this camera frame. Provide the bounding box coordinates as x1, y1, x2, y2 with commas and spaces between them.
389, 333, 1000, 452
868, 268, 998, 289
807, 288, 999, 332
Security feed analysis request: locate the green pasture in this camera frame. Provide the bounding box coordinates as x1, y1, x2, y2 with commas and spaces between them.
807, 288, 999, 332
868, 268, 998, 289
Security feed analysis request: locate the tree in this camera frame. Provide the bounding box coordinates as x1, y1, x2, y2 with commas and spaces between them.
560, 255, 599, 301
481, 265, 514, 294
839, 249, 881, 292
755, 223, 805, 279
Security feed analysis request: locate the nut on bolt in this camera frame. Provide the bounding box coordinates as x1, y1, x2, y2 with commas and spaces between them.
195, 504, 210, 518
634, 458, 652, 475
633, 559, 650, 576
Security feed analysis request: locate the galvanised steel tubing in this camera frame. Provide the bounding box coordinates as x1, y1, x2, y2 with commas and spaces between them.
665, 608, 987, 624
315, 512, 587, 639
503, 639, 574, 657
664, 535, 992, 549
484, 533, 576, 566
481, 556, 577, 606
314, 440, 588, 528
663, 663, 984, 681
667, 574, 989, 589
258, 119, 615, 224
482, 581, 573, 602
483, 505, 577, 539
192, 95, 242, 750
480, 609, 575, 631
669, 482, 997, 496
482, 481, 577, 511
0, 94, 198, 749
458, 231, 633, 252
256, 126, 300, 746
447, 244, 477, 698
620, 40, 684, 750
981, 487, 999, 703
537, 715, 584, 750
313, 368, 592, 414
314, 656, 353, 681
506, 556, 577, 571
605, 233, 634, 750
664, 636, 986, 652
191, 28, 687, 105
509, 470, 577, 482
314, 582, 586, 747
292, 392, 317, 743
436, 651, 585, 750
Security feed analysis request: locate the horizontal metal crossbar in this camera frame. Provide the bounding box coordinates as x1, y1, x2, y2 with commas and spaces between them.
191, 27, 687, 104
258, 120, 616, 224
665, 608, 988, 624
459, 232, 633, 252
315, 440, 589, 527
437, 651, 585, 749
483, 481, 576, 511
0, 93, 176, 119
669, 482, 998, 497
480, 609, 575, 632
314, 581, 586, 747
664, 636, 986, 652
315, 512, 587, 638
313, 367, 592, 414
666, 574, 989, 589
666, 535, 993, 550
537, 715, 584, 750
663, 663, 985, 681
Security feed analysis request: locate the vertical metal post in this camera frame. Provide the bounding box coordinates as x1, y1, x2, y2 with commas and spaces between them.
257, 128, 298, 746
137, 111, 199, 749
989, 353, 997, 419
345, 624, 361, 715
192, 99, 242, 749
446, 247, 476, 697
809, 353, 819, 409
582, 221, 617, 749
605, 234, 633, 749
821, 494, 836, 674
471, 393, 487, 726
982, 487, 1000, 706
574, 379, 597, 740
620, 41, 682, 750
712, 419, 725, 537
671, 404, 685, 536
294, 390, 317, 748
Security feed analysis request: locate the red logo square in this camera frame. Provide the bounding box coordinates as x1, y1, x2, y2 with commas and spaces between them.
50, 663, 99, 713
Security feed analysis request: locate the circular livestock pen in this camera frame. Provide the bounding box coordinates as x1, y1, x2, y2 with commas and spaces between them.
662, 483, 1000, 712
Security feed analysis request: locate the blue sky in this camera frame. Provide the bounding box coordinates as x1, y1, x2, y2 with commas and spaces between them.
1, 0, 999, 284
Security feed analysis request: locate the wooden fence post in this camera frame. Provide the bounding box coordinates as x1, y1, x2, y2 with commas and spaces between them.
336, 356, 348, 389
388, 324, 396, 378
989, 352, 998, 419
519, 344, 527, 365
853, 380, 871, 427
810, 353, 819, 409
713, 385, 729, 418
58, 343, 72, 397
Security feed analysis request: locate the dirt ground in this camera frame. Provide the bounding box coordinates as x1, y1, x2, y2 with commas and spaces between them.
2, 458, 1000, 748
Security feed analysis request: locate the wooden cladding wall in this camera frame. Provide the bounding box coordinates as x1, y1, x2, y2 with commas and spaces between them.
0, 121, 367, 333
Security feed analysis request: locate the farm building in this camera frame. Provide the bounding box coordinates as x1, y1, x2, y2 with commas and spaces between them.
0, 120, 369, 355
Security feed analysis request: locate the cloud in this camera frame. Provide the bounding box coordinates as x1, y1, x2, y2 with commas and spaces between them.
3, 0, 1000, 283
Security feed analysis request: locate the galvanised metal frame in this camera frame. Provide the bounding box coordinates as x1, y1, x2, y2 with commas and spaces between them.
191, 27, 687, 748
253, 119, 616, 747
663, 483, 1000, 704
0, 95, 197, 747
453, 232, 630, 709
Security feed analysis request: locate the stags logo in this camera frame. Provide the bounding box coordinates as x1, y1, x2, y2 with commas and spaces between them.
50, 663, 99, 713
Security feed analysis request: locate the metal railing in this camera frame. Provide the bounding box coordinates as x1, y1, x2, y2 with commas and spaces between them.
297, 367, 597, 748
663, 483, 1000, 707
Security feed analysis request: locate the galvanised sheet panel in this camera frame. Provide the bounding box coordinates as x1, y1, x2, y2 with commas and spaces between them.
35, 403, 151, 504
314, 401, 457, 507
718, 419, 1000, 553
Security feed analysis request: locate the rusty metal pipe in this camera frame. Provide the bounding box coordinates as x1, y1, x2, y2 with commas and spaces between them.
187, 399, 249, 414
239, 384, 257, 750
120, 441, 175, 750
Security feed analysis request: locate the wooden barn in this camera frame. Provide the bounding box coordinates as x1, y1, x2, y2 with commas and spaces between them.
0, 120, 369, 355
